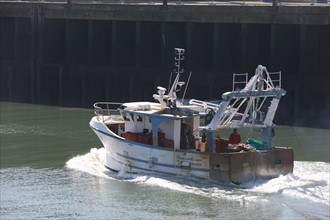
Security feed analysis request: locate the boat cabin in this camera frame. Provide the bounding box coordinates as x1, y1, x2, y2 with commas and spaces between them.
118, 101, 200, 150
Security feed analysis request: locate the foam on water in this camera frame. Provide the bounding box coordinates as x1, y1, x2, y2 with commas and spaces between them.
66, 147, 330, 219
66, 148, 112, 179
248, 161, 330, 205
66, 148, 237, 196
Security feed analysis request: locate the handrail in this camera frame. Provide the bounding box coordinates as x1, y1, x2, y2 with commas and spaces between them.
93, 102, 123, 122
232, 73, 248, 91
189, 99, 219, 111
268, 71, 281, 88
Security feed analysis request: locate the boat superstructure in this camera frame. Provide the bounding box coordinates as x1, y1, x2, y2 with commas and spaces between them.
90, 48, 293, 184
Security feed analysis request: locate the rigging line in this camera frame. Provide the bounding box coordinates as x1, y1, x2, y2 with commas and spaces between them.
182, 71, 192, 100
167, 72, 173, 92
257, 97, 267, 112
223, 98, 247, 126
220, 98, 241, 126
246, 98, 257, 142
246, 117, 256, 142
263, 78, 274, 89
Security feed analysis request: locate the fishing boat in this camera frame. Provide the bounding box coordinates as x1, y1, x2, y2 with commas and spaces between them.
90, 48, 293, 184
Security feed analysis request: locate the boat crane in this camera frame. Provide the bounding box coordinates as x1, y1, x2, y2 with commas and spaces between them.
154, 49, 285, 150
191, 65, 285, 150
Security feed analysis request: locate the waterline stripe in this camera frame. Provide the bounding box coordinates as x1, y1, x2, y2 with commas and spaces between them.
117, 152, 209, 172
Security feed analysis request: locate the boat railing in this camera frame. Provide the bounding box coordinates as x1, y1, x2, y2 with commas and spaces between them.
189, 99, 219, 111
93, 102, 123, 121
268, 71, 282, 88
232, 73, 248, 91
232, 71, 282, 92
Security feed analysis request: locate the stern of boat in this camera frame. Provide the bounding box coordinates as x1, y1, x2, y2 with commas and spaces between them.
254, 147, 294, 179
209, 147, 294, 184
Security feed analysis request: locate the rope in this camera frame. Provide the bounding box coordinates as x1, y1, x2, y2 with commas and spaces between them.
246, 123, 253, 142
182, 71, 192, 100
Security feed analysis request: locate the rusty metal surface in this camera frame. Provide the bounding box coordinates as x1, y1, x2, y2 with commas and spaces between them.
209, 147, 294, 183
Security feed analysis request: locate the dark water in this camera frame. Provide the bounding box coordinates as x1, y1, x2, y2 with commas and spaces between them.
0, 102, 96, 168
1, 102, 329, 219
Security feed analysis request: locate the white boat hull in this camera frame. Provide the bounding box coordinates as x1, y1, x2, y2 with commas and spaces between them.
90, 116, 294, 184
90, 116, 211, 179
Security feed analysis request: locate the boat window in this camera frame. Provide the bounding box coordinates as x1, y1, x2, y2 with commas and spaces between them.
137, 115, 143, 122
123, 115, 129, 121
122, 113, 132, 121
120, 112, 129, 121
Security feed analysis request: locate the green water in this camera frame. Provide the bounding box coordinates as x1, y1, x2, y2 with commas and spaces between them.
0, 102, 98, 168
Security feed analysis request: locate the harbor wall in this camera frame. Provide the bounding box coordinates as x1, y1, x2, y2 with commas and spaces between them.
0, 2, 329, 128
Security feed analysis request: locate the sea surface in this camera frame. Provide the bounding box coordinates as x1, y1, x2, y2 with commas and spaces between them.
1, 102, 329, 219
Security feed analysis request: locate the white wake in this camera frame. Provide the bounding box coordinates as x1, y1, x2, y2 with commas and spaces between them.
66, 147, 330, 218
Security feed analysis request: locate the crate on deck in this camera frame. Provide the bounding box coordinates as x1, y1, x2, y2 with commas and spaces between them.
216, 138, 229, 153
159, 139, 174, 148
122, 132, 138, 142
